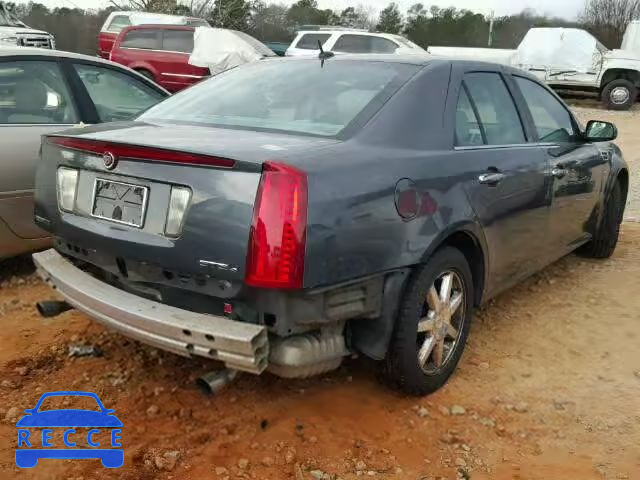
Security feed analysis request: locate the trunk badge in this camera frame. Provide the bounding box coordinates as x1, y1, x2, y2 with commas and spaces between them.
103, 151, 117, 170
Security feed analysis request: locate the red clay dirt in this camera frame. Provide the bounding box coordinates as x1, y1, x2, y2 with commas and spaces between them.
0, 224, 639, 480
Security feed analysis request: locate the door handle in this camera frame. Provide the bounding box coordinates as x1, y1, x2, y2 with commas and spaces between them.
478, 172, 506, 186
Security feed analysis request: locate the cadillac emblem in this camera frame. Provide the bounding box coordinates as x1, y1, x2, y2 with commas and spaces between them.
103, 151, 117, 170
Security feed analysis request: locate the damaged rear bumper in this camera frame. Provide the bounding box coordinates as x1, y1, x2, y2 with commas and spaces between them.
32, 249, 268, 374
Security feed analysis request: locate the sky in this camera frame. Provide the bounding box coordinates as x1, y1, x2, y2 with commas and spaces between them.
23, 0, 585, 20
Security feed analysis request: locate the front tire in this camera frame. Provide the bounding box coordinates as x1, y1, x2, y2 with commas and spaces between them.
382, 247, 473, 396
601, 79, 636, 111
579, 181, 624, 259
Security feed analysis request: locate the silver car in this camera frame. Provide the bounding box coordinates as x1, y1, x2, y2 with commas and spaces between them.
0, 48, 168, 260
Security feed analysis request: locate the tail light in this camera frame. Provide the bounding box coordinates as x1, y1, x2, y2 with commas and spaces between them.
47, 137, 235, 169
245, 161, 307, 289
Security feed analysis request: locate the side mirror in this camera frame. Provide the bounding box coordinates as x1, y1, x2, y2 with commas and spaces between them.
24, 409, 33, 414
584, 120, 617, 142
104, 408, 115, 414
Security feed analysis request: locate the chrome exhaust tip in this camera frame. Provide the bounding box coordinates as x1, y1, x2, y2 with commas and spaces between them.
196, 369, 238, 395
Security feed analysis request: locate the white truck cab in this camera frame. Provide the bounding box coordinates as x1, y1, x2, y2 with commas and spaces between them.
286, 28, 425, 57
0, 2, 55, 49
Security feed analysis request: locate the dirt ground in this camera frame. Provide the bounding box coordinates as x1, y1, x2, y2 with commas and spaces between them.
0, 106, 639, 480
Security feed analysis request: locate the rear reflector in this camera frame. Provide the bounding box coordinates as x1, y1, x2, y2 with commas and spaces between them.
245, 162, 307, 289
48, 137, 235, 168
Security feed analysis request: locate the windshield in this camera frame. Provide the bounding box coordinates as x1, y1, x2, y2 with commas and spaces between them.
0, 6, 23, 27
139, 59, 418, 137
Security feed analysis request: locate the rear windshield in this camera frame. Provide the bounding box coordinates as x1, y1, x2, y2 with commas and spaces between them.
138, 59, 418, 137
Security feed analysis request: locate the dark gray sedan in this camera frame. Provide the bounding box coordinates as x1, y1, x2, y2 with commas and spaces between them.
33, 56, 628, 395
0, 48, 167, 260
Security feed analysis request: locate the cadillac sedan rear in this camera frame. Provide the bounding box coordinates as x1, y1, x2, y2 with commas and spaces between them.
32, 57, 422, 381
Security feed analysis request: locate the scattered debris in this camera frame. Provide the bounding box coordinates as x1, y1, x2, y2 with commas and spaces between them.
68, 344, 103, 358
451, 405, 466, 416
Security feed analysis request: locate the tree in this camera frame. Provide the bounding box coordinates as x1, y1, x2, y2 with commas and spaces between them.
377, 3, 403, 34
209, 0, 252, 30
581, 0, 640, 48
338, 5, 374, 29
286, 0, 331, 27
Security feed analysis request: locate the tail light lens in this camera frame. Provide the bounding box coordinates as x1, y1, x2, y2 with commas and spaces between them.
56, 167, 79, 212
245, 162, 307, 289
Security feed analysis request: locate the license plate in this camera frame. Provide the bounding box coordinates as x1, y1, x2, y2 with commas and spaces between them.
91, 179, 148, 228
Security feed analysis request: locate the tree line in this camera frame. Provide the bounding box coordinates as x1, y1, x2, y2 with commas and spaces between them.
3, 0, 638, 56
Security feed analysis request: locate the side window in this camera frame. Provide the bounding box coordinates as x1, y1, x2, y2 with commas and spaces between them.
121, 29, 160, 50
0, 61, 77, 125
74, 63, 165, 122
162, 30, 194, 53
107, 15, 131, 33
369, 37, 399, 53
515, 76, 577, 143
295, 33, 331, 50
333, 35, 370, 53
463, 72, 525, 145
455, 87, 483, 147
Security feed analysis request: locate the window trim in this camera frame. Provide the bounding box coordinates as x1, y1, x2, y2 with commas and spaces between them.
0, 57, 81, 126
511, 73, 581, 144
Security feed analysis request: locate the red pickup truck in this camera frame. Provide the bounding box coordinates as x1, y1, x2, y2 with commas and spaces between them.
110, 24, 209, 92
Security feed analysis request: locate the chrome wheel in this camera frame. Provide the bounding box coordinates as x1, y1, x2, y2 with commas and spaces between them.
416, 270, 465, 374
611, 86, 630, 105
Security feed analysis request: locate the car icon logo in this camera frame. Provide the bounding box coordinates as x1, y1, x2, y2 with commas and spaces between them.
14, 391, 123, 468
103, 151, 117, 170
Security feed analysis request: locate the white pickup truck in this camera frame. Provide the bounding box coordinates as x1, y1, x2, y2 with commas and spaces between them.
0, 2, 55, 50
429, 27, 640, 110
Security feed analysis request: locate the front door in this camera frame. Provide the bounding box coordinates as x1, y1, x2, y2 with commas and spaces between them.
512, 75, 608, 252
0, 59, 79, 240
453, 68, 552, 295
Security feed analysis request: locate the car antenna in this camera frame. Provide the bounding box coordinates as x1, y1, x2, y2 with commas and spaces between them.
318, 40, 334, 67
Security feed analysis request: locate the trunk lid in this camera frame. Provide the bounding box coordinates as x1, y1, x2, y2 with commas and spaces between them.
35, 122, 336, 285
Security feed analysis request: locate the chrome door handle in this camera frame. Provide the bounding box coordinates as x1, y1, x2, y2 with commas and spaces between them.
478, 172, 506, 186
551, 168, 567, 179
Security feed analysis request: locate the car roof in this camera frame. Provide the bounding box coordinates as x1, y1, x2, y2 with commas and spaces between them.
296, 30, 404, 40
0, 47, 122, 65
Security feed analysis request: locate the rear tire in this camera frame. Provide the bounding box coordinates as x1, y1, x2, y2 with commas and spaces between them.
601, 79, 636, 111
579, 181, 623, 259
382, 247, 473, 396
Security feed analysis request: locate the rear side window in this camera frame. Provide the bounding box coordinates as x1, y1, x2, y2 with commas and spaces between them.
74, 63, 164, 122
460, 72, 525, 146
333, 35, 398, 54
514, 76, 577, 143
139, 60, 418, 137
121, 29, 160, 50
295, 33, 331, 50
162, 30, 194, 53
107, 15, 131, 33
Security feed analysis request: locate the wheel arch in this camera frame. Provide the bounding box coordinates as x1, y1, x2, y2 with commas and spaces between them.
616, 168, 629, 207
419, 224, 488, 307
601, 68, 640, 88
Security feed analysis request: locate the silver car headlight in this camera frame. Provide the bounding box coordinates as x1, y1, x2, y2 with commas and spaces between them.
57, 167, 79, 213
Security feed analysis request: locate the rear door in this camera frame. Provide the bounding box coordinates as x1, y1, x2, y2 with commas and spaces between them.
0, 58, 80, 240
112, 28, 163, 82
453, 66, 552, 294
156, 29, 208, 92
511, 75, 607, 251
